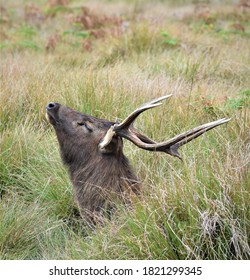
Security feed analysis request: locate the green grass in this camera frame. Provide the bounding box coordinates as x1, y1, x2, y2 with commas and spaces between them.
0, 0, 249, 260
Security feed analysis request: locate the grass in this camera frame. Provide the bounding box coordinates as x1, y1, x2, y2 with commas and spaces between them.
0, 0, 249, 260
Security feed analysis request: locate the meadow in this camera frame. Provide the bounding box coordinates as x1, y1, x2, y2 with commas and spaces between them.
0, 0, 249, 259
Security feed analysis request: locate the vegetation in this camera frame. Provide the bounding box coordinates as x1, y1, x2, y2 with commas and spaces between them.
0, 0, 249, 260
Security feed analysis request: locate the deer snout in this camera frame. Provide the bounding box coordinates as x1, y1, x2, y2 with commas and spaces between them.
46, 102, 59, 110
46, 102, 60, 124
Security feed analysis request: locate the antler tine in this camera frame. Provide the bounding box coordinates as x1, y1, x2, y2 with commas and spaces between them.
166, 118, 231, 149
99, 94, 172, 151
99, 95, 230, 158
117, 118, 231, 159
114, 94, 173, 131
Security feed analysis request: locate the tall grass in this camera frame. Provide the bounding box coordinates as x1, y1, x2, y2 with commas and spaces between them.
0, 0, 249, 259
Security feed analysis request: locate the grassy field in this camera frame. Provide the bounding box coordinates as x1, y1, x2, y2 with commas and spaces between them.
0, 0, 249, 260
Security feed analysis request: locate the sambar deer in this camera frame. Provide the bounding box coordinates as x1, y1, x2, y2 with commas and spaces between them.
46, 95, 230, 223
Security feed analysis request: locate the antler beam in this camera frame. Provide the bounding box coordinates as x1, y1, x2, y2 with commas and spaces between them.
116, 118, 230, 159
99, 95, 230, 159
99, 94, 172, 149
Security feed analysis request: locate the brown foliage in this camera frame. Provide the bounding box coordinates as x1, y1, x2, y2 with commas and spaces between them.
194, 4, 213, 24
231, 23, 245, 32
238, 0, 250, 9
73, 6, 122, 30
82, 38, 93, 52
24, 3, 46, 26
66, 6, 125, 52
45, 33, 61, 51
47, 0, 69, 8
237, 0, 250, 14
0, 6, 10, 24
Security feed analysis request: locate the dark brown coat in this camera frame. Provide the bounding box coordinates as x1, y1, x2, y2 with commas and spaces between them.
46, 102, 140, 222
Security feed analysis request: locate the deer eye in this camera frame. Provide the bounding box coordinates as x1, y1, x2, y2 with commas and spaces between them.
77, 122, 85, 126
77, 121, 93, 132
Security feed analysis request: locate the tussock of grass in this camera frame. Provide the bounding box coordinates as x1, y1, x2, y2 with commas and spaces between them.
0, 0, 249, 260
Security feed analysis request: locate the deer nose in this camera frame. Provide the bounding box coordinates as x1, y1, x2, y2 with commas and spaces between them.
46, 102, 59, 110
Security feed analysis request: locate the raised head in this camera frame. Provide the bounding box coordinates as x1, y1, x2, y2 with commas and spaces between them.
46, 96, 230, 223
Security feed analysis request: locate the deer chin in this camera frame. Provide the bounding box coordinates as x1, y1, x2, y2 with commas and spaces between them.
46, 111, 57, 126
46, 102, 61, 126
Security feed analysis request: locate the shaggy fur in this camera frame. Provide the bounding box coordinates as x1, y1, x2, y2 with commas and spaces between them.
46, 103, 141, 222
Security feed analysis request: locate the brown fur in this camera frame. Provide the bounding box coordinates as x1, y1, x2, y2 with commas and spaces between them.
46, 103, 141, 223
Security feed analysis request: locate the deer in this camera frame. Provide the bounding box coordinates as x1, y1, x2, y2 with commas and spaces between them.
46, 95, 230, 224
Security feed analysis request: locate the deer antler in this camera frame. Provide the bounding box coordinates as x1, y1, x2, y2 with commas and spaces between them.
99, 95, 231, 159
99, 94, 172, 149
